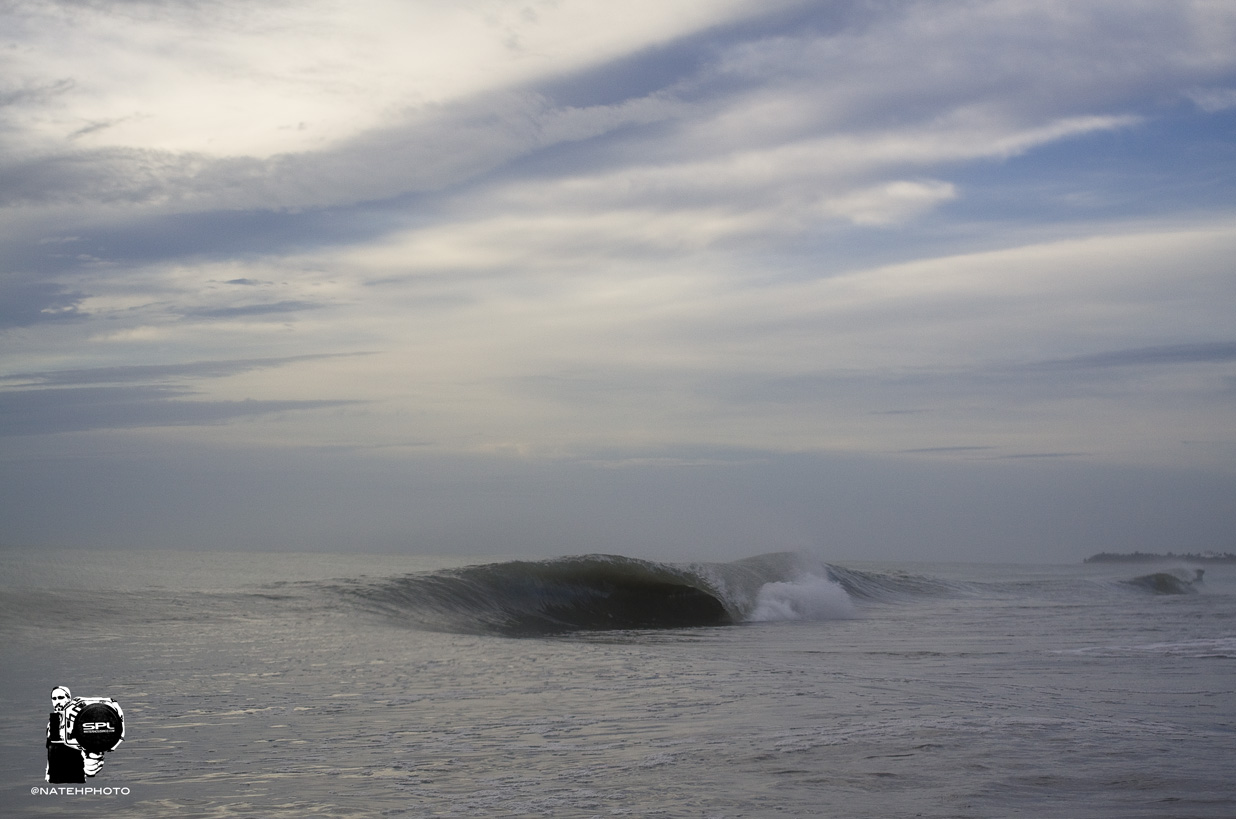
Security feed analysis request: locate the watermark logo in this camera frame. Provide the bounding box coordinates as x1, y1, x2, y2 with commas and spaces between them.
32, 786, 131, 796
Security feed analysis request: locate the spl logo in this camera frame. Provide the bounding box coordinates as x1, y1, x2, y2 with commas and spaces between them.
82, 722, 113, 732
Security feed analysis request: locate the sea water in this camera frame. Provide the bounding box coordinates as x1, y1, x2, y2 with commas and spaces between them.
0, 549, 1232, 818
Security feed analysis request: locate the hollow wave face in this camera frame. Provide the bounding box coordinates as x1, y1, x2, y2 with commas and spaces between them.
1119, 572, 1199, 595
336, 552, 861, 636
340, 555, 733, 636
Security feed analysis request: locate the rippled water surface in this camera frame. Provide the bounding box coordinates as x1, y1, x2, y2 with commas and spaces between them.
2, 550, 1233, 817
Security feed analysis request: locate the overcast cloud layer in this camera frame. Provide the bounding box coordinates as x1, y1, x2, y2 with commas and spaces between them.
2, 0, 1234, 561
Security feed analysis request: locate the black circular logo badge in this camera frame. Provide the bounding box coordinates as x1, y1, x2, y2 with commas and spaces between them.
70, 702, 124, 753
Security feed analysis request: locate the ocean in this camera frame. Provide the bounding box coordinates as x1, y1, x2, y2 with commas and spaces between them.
1, 548, 1232, 818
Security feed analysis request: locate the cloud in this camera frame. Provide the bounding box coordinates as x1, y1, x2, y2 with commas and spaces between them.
268, 219, 1234, 464
1, 1, 1234, 468
0, 279, 87, 328
0, 384, 359, 437
0, 0, 770, 212
183, 300, 326, 320
1188, 86, 1236, 112
0, 76, 75, 109
1035, 342, 1236, 370
0, 353, 367, 387
817, 180, 957, 226
3, 0, 1231, 222
0, 353, 371, 436
0, 1, 1234, 560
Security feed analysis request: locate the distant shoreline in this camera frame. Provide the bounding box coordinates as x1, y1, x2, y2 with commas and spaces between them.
1084, 551, 1236, 564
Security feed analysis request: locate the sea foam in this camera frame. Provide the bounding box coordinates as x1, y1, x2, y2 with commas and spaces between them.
748, 573, 856, 622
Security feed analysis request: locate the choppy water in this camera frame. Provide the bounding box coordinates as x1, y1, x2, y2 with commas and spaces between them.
1, 549, 1233, 818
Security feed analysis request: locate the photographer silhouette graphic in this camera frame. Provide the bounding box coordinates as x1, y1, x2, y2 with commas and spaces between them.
45, 686, 125, 783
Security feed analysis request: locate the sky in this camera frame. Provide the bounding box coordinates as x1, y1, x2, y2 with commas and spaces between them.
1, 0, 1234, 563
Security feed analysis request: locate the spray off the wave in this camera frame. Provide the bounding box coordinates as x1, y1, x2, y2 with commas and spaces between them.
748, 574, 857, 622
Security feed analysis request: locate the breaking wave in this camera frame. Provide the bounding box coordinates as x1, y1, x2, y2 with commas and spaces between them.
336, 552, 864, 636
1119, 571, 1199, 595
748, 574, 855, 622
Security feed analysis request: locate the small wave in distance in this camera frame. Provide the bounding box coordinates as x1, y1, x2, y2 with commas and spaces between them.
1119, 571, 1200, 595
